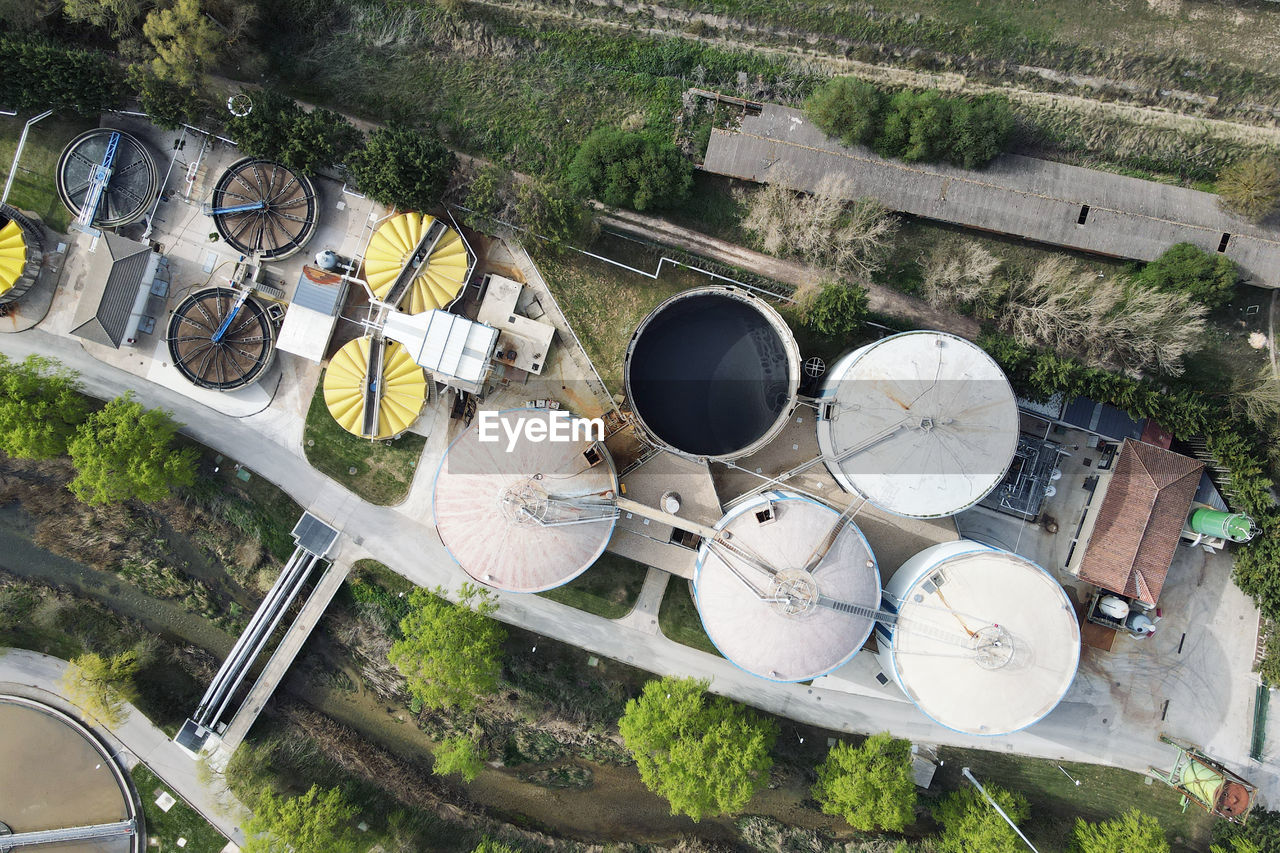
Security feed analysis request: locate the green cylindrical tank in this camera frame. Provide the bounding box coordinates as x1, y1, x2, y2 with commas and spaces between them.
1189, 508, 1257, 543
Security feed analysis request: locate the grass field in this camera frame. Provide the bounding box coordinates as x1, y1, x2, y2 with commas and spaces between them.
657, 577, 721, 657
130, 764, 228, 853
0, 114, 94, 234
302, 383, 426, 506
536, 552, 650, 619
933, 748, 1216, 853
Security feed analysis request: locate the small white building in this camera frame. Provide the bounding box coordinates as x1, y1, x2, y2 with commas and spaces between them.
477, 274, 556, 375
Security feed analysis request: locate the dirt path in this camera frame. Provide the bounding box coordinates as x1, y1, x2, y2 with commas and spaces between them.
597, 207, 981, 339
467, 0, 1280, 149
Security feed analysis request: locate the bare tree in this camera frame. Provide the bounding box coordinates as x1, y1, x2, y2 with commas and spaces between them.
740, 180, 898, 281
1230, 364, 1280, 429
1000, 257, 1206, 376
922, 237, 1003, 314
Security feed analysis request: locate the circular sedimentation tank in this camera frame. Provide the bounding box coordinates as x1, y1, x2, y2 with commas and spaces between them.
875, 541, 1080, 736
0, 203, 43, 304
167, 287, 276, 390
210, 158, 317, 259
323, 336, 427, 439
363, 212, 470, 314
433, 408, 618, 592
816, 331, 1019, 518
693, 491, 880, 682
56, 128, 158, 228
0, 695, 140, 852
623, 287, 800, 460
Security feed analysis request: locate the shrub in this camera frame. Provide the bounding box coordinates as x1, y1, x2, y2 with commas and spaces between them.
227, 89, 362, 176
1218, 157, 1280, 222
348, 124, 454, 213
803, 282, 870, 339
0, 36, 125, 114
934, 784, 1029, 853
566, 127, 692, 211
806, 78, 1014, 168
1135, 242, 1238, 309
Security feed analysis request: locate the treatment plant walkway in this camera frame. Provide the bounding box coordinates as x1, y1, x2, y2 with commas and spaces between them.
0, 648, 248, 849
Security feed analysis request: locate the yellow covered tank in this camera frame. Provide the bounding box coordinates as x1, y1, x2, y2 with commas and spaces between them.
363, 212, 470, 314
323, 336, 426, 439
0, 204, 43, 304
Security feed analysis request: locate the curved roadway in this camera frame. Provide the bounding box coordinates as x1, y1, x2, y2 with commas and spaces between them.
0, 327, 1184, 794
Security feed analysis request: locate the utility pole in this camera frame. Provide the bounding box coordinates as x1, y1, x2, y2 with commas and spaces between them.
962, 767, 1041, 853
2, 110, 54, 205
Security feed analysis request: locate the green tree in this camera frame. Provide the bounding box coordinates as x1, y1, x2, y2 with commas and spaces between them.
67, 393, 198, 505
0, 354, 88, 459
812, 733, 916, 831
1219, 156, 1280, 222
617, 676, 777, 821
1072, 809, 1169, 853
244, 785, 357, 853
61, 651, 138, 726
947, 95, 1015, 168
803, 282, 870, 339
933, 784, 1030, 853
1211, 840, 1262, 853
129, 66, 210, 130
433, 733, 484, 782
63, 0, 146, 37
514, 178, 594, 246
0, 36, 125, 114
142, 0, 222, 87
388, 584, 505, 713
566, 127, 693, 211
805, 77, 885, 147
1136, 242, 1238, 309
227, 89, 361, 176
472, 840, 521, 853
877, 90, 953, 164
348, 124, 454, 213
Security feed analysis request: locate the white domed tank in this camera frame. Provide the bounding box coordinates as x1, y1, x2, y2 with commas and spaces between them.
693, 490, 880, 682
816, 331, 1019, 518
433, 408, 618, 593
875, 541, 1080, 735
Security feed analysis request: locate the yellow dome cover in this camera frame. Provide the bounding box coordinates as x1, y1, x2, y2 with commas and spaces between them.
323, 337, 427, 439
364, 212, 469, 314
0, 218, 27, 297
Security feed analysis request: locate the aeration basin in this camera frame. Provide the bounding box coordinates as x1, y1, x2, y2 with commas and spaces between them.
623, 287, 799, 460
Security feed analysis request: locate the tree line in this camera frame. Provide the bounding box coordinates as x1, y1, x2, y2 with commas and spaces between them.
236, 580, 1233, 852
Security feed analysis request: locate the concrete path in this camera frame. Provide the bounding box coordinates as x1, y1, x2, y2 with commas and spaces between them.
597, 207, 980, 340
616, 567, 670, 635
0, 328, 1272, 807
0, 648, 249, 848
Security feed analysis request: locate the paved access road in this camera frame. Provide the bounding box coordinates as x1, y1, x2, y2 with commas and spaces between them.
0, 329, 1207, 797
0, 648, 249, 849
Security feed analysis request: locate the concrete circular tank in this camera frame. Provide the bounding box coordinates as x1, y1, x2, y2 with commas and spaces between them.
623, 287, 800, 460
816, 331, 1019, 518
56, 129, 158, 229
433, 408, 618, 593
167, 287, 276, 390
875, 541, 1080, 736
694, 490, 880, 682
0, 695, 141, 851
210, 158, 318, 260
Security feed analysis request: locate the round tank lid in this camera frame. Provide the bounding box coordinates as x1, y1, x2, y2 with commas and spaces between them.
694, 492, 880, 682
819, 331, 1019, 518
887, 545, 1080, 735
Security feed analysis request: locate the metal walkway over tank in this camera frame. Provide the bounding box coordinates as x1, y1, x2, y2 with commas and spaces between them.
175, 512, 342, 756
0, 819, 136, 850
